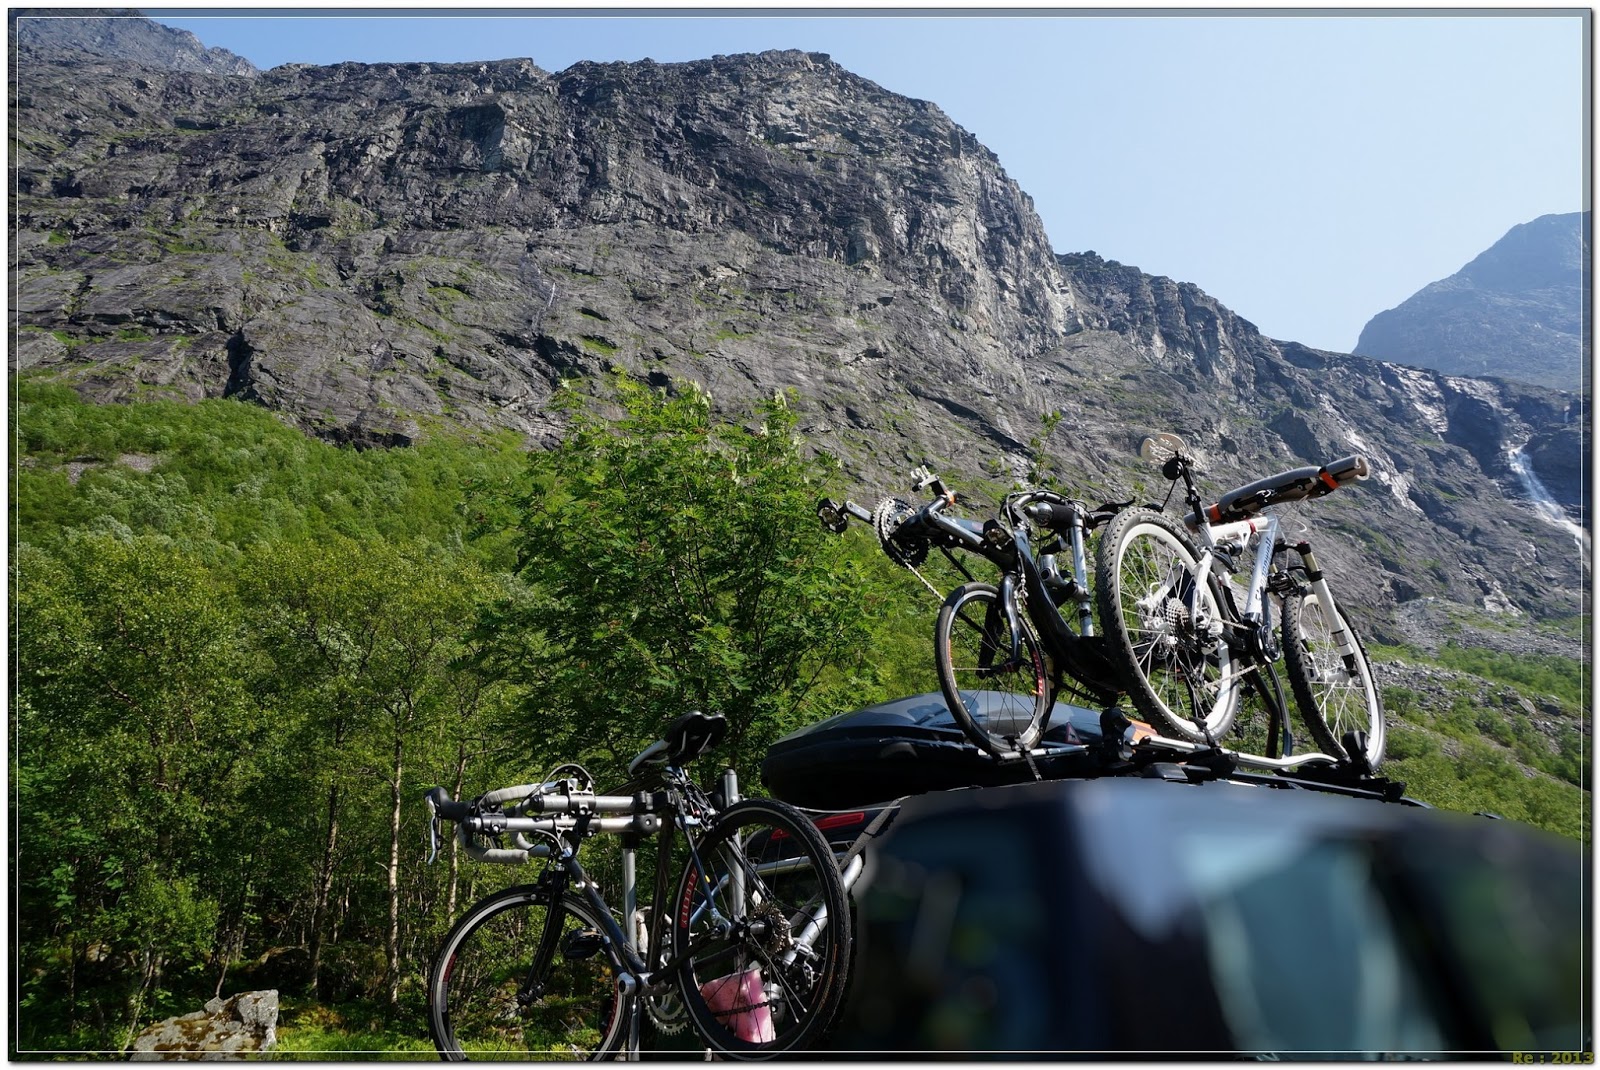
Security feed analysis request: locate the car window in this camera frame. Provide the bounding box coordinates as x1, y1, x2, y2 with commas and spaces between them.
848, 814, 1054, 1052
1180, 833, 1448, 1059
1392, 831, 1587, 1053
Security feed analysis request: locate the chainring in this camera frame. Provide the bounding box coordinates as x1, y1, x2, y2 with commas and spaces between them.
638, 913, 689, 1035
871, 496, 928, 568
645, 987, 689, 1036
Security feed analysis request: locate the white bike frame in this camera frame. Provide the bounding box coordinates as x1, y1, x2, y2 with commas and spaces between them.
1188, 511, 1361, 678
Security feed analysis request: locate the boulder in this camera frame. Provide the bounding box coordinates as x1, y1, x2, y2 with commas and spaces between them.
129, 990, 278, 1061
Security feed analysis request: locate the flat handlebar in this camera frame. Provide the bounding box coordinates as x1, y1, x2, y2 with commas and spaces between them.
425, 782, 665, 866
1193, 454, 1369, 525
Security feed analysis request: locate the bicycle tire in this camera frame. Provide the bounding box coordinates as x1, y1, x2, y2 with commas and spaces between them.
1094, 508, 1241, 742
428, 886, 627, 1061
934, 581, 1053, 756
672, 798, 851, 1059
1282, 589, 1386, 769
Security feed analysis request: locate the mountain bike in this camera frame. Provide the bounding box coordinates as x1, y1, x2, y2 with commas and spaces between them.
423, 711, 851, 1060
819, 468, 1130, 758
1095, 433, 1385, 770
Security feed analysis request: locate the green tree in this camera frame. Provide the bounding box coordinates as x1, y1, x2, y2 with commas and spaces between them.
491, 378, 883, 779
240, 535, 506, 1004
13, 535, 256, 1051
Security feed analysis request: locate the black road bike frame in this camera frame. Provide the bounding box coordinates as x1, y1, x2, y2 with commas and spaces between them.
819, 469, 1128, 710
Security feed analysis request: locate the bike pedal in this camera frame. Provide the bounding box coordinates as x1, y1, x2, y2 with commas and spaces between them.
561, 928, 606, 961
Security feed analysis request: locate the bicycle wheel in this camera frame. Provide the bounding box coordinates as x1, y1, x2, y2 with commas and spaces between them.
1282, 589, 1386, 770
1095, 509, 1241, 742
934, 581, 1052, 756
672, 798, 851, 1059
429, 886, 627, 1061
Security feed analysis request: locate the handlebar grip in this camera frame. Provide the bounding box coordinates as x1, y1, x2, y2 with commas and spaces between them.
1316, 455, 1368, 491
457, 824, 537, 865
479, 783, 553, 810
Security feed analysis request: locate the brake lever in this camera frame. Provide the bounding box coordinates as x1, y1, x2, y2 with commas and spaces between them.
426, 795, 440, 866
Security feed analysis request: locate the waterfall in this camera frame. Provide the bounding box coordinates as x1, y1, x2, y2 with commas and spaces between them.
1506, 445, 1590, 559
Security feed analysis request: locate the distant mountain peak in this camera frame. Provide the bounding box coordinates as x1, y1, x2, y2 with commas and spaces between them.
1353, 211, 1588, 392
10, 8, 258, 76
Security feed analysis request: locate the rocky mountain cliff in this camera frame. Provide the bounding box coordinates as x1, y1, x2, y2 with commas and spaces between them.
10, 8, 257, 76
1354, 212, 1589, 394
9, 14, 1589, 636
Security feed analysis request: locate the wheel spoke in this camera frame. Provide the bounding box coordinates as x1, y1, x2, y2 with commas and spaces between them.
430, 892, 624, 1060
936, 583, 1050, 754
1097, 511, 1239, 742
673, 800, 849, 1055
1284, 592, 1384, 768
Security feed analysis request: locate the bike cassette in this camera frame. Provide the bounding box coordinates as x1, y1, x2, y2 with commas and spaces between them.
751, 902, 795, 954
871, 497, 927, 567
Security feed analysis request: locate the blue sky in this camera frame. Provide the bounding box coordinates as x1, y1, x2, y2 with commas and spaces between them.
145, 9, 1588, 354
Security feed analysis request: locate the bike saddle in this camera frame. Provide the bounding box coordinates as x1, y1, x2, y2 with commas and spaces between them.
628, 710, 728, 775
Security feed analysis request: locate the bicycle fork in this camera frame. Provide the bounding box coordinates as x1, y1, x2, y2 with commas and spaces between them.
1290, 540, 1361, 674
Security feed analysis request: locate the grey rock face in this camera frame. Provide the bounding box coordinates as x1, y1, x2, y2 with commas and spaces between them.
128, 990, 279, 1060
1354, 212, 1589, 393
10, 9, 258, 77
8, 23, 1589, 635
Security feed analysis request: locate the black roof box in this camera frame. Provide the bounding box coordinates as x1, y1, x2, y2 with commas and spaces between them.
761, 691, 1109, 809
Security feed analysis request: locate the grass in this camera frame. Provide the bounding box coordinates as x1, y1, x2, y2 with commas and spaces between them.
268, 999, 436, 1060
1430, 641, 1586, 709
1381, 724, 1589, 846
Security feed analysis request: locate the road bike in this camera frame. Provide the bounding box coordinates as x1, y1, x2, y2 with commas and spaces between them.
819, 468, 1130, 758
423, 711, 851, 1060
1095, 433, 1385, 770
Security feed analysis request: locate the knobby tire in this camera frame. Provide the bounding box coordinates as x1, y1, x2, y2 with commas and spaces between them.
1095, 509, 1241, 742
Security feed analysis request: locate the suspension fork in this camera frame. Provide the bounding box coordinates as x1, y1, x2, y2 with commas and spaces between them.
1291, 541, 1358, 664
